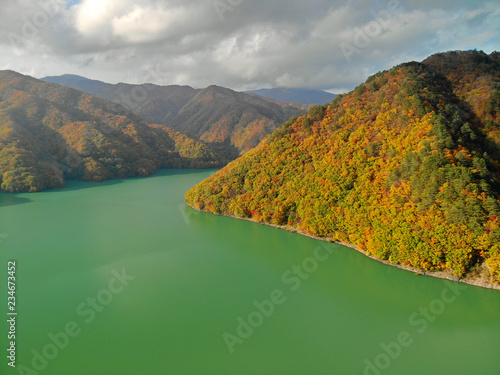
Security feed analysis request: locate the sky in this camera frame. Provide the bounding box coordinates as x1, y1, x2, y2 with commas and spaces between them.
0, 0, 498, 93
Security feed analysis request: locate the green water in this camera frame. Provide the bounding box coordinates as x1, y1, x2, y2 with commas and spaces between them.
0, 169, 499, 375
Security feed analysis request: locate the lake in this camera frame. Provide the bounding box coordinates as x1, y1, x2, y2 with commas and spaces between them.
1, 169, 499, 375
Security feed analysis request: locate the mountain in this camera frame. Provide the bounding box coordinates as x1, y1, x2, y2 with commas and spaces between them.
186, 50, 500, 286
168, 85, 307, 152
246, 88, 337, 105
42, 75, 307, 154
41, 74, 197, 121
0, 70, 227, 193
42, 74, 113, 96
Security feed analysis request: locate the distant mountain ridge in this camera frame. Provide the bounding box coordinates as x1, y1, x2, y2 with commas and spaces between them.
186, 50, 500, 286
0, 70, 227, 192
246, 88, 337, 105
42, 75, 307, 153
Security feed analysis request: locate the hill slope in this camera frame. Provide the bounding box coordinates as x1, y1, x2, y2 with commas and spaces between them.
246, 88, 337, 105
186, 50, 500, 285
0, 71, 226, 193
42, 76, 307, 154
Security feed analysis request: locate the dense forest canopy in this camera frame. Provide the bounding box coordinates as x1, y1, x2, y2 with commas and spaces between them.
186, 50, 500, 284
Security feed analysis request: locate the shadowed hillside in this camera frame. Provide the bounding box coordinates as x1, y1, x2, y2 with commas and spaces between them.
42, 75, 307, 154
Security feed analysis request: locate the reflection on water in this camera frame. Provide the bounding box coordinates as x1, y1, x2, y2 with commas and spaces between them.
0, 193, 31, 207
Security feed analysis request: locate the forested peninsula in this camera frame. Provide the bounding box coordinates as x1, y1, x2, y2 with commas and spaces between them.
186, 50, 500, 288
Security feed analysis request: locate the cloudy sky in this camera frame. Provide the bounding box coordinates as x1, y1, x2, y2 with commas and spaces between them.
0, 0, 498, 93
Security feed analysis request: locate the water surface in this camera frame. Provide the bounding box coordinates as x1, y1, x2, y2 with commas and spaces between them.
1, 169, 499, 375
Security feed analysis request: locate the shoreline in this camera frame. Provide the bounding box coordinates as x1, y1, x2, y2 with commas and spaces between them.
186, 204, 500, 291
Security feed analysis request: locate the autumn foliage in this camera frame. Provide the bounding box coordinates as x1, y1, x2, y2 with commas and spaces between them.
186, 50, 500, 283
0, 71, 227, 192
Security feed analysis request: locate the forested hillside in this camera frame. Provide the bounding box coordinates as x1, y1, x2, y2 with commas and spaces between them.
0, 71, 226, 193
186, 50, 500, 284
42, 75, 307, 154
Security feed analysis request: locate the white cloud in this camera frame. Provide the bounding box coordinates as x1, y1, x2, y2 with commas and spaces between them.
74, 0, 130, 37
111, 5, 173, 43
73, 0, 217, 45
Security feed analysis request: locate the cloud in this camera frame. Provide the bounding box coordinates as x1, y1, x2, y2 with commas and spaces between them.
0, 0, 497, 92
111, 6, 173, 43
75, 0, 126, 37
